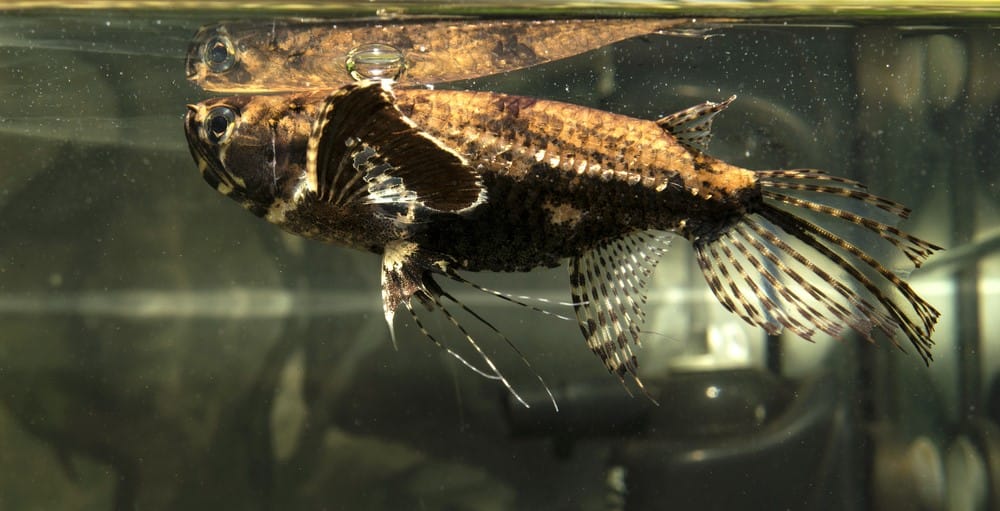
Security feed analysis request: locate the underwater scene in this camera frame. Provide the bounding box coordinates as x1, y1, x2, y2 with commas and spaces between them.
1, 3, 999, 510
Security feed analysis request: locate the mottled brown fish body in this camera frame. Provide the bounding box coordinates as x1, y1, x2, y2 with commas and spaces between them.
185, 81, 941, 404
397, 88, 758, 195
187, 18, 704, 92
392, 88, 760, 270
186, 86, 757, 266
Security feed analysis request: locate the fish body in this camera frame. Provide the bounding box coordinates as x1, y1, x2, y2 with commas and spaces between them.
395, 89, 758, 273
185, 81, 941, 402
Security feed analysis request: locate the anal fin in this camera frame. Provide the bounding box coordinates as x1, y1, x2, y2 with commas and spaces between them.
569, 231, 672, 401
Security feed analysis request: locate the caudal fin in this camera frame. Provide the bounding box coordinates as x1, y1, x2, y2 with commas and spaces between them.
693, 169, 942, 362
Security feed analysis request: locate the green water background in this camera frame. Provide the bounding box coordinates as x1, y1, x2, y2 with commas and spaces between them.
1, 6, 999, 510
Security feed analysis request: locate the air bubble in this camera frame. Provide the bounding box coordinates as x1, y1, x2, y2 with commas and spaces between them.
345, 43, 406, 81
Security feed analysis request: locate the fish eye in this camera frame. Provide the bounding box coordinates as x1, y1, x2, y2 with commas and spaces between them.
202, 34, 236, 73
203, 106, 237, 145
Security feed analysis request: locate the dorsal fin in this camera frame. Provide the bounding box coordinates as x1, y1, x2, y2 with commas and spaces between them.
655, 95, 736, 153
306, 80, 486, 214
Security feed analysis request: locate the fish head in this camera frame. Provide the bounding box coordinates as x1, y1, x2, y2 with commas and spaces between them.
184, 93, 319, 217
186, 22, 311, 94
185, 24, 255, 93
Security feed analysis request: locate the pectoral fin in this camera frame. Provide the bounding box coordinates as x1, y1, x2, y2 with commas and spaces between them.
307, 81, 486, 216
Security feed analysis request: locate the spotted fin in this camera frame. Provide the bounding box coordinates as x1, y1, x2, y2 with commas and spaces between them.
307, 80, 486, 215
380, 240, 431, 346
380, 241, 554, 409
655, 95, 736, 153
569, 231, 672, 399
693, 169, 942, 364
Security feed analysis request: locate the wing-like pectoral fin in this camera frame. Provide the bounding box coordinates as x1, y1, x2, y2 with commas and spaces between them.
569, 231, 672, 402
308, 81, 487, 218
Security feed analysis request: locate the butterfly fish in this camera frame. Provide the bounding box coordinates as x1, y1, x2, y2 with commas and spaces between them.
184, 80, 942, 408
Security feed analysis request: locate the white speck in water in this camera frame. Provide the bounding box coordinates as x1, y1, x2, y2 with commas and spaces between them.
754, 404, 767, 423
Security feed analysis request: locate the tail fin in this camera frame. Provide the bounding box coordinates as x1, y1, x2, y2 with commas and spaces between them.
694, 169, 942, 362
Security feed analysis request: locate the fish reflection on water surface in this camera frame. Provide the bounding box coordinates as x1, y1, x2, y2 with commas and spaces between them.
185, 18, 714, 93
184, 81, 941, 407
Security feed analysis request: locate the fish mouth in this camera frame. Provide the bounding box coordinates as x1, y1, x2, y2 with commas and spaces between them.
184, 50, 199, 80
184, 26, 208, 80
183, 105, 228, 192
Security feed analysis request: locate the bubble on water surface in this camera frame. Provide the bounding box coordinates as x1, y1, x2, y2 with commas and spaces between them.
345, 43, 405, 81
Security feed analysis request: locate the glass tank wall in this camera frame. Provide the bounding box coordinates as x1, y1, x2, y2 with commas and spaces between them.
1, 4, 998, 510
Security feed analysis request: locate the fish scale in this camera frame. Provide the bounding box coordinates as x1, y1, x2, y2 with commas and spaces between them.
397, 89, 696, 192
